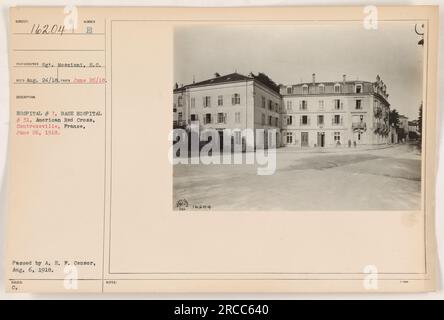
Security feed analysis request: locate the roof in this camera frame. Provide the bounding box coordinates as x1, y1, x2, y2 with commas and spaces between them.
174, 72, 281, 94
190, 72, 251, 87
285, 81, 373, 87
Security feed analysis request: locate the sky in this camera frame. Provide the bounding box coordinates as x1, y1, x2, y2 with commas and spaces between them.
174, 22, 425, 120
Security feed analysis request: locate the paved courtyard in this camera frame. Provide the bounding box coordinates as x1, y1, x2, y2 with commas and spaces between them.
173, 144, 422, 211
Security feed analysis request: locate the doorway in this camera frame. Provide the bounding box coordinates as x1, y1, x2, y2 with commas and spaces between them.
317, 132, 325, 147
301, 132, 309, 147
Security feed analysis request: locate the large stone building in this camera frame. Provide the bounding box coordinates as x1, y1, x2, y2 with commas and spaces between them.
280, 74, 390, 147
173, 72, 391, 148
173, 72, 282, 149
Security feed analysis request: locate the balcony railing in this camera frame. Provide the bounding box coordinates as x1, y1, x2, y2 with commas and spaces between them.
352, 122, 367, 130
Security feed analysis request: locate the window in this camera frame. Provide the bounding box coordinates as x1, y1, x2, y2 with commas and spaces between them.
191, 97, 195, 108
333, 114, 341, 125
275, 117, 279, 127
319, 100, 324, 110
360, 115, 364, 122
261, 113, 265, 125
268, 100, 273, 110
355, 84, 362, 93
301, 115, 308, 125
319, 85, 325, 94
334, 99, 341, 110
302, 85, 308, 94
317, 115, 324, 125
334, 132, 341, 142
232, 93, 240, 105
261, 96, 266, 108
287, 115, 293, 125
286, 132, 293, 144
178, 96, 183, 107
217, 112, 225, 124
301, 100, 307, 110
268, 116, 272, 125
178, 112, 183, 121
218, 95, 223, 106
355, 100, 362, 110
287, 87, 292, 94
334, 84, 341, 93
286, 101, 292, 111
190, 114, 197, 121
235, 112, 241, 123
203, 96, 211, 108
204, 113, 212, 124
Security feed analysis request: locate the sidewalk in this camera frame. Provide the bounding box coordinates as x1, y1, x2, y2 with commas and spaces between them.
275, 143, 397, 154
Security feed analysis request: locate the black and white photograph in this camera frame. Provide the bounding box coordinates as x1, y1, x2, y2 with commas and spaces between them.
172, 22, 425, 211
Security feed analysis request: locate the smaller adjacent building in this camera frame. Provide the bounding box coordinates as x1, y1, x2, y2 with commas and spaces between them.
398, 114, 409, 142
408, 120, 420, 140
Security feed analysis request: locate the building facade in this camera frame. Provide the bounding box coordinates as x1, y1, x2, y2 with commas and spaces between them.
398, 114, 409, 142
173, 72, 282, 149
280, 74, 391, 147
173, 72, 392, 148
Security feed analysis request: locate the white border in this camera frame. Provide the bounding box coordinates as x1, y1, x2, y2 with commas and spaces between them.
0, 0, 442, 300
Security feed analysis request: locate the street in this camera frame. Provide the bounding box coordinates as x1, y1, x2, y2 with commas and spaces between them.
173, 144, 421, 211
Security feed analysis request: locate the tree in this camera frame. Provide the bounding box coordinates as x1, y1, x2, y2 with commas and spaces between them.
389, 109, 400, 128
418, 103, 423, 137
250, 72, 280, 94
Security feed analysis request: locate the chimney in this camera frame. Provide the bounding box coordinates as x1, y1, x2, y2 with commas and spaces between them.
214, 72, 220, 78
312, 73, 316, 84
175, 83, 178, 89
342, 74, 346, 84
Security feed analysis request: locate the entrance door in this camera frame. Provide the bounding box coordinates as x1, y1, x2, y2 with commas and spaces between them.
301, 132, 309, 147
317, 132, 325, 147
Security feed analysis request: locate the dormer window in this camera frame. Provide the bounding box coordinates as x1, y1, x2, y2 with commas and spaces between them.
318, 84, 325, 94
287, 87, 292, 94
334, 84, 341, 93
302, 85, 309, 94
355, 84, 362, 93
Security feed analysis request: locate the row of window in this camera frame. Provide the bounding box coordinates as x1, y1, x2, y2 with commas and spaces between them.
260, 113, 280, 127
285, 99, 362, 111
201, 94, 241, 108
187, 112, 242, 124
285, 114, 344, 126
286, 84, 363, 95
260, 96, 280, 113
285, 131, 342, 144
176, 95, 363, 113
178, 113, 352, 127
175, 94, 243, 109
176, 94, 281, 113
